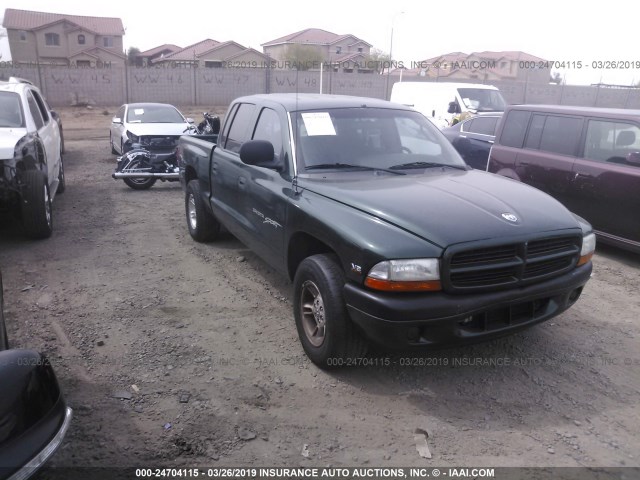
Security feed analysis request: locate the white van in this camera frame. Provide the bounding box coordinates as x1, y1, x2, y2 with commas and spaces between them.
390, 82, 507, 129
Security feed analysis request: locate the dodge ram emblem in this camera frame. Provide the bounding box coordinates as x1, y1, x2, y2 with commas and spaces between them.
502, 213, 518, 222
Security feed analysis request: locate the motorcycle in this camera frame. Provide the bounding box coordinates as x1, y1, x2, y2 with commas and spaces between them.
197, 112, 221, 135
112, 113, 220, 190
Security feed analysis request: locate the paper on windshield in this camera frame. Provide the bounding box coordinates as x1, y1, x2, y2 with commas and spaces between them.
134, 109, 145, 115
301, 112, 336, 136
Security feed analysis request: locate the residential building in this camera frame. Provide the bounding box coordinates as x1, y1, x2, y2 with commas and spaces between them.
152, 39, 271, 68
2, 8, 126, 66
136, 44, 182, 66
400, 51, 551, 83
262, 28, 373, 71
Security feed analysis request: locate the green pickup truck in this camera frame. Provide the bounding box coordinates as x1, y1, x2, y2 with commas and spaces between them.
177, 94, 594, 368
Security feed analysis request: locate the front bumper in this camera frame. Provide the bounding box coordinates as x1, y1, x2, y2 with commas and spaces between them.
344, 262, 592, 348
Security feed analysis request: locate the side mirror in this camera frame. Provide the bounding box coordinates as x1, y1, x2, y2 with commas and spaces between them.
186, 117, 194, 124
112, 117, 122, 124
447, 101, 459, 114
627, 152, 640, 166
239, 140, 282, 171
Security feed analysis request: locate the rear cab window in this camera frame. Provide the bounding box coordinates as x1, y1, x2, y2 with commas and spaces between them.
223, 103, 256, 154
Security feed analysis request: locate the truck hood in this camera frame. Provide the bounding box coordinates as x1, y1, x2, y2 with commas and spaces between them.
126, 123, 188, 137
299, 169, 581, 248
0, 128, 27, 159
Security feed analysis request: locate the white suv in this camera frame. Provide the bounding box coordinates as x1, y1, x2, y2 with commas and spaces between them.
0, 77, 64, 238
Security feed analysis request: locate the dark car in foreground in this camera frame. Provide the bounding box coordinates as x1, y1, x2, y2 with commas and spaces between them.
178, 94, 595, 368
0, 269, 72, 480
442, 113, 502, 169
488, 104, 640, 253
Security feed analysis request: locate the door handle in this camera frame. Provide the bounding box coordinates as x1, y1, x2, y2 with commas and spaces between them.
238, 177, 247, 189
212, 162, 218, 173
459, 135, 467, 139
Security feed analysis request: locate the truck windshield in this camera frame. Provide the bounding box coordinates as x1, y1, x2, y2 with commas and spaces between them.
294, 108, 466, 172
457, 88, 506, 112
0, 92, 25, 128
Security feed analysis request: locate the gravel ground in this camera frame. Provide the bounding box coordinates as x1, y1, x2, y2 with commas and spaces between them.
0, 106, 638, 478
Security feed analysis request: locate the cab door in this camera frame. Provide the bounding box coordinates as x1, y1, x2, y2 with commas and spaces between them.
242, 106, 289, 263
25, 90, 60, 185
515, 114, 583, 208
210, 102, 257, 242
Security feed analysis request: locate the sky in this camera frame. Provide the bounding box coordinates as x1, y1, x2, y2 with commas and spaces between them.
1, 0, 639, 86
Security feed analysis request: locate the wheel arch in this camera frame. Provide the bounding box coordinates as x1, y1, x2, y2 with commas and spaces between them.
287, 232, 336, 281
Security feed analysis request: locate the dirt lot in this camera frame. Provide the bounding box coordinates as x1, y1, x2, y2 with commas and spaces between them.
1, 106, 639, 477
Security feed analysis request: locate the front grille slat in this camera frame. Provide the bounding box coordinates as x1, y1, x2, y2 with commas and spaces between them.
447, 235, 580, 292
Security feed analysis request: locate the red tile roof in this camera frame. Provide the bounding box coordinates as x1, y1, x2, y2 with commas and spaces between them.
159, 39, 220, 61
138, 44, 182, 57
3, 8, 124, 35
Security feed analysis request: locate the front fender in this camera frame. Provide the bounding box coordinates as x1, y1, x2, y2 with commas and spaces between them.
0, 349, 72, 480
287, 189, 444, 284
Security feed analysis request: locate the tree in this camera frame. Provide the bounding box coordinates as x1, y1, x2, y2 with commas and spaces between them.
127, 47, 141, 66
549, 71, 564, 85
283, 44, 325, 70
363, 48, 391, 74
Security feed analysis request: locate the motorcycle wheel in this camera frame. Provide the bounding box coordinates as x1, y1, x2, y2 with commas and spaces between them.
122, 158, 157, 190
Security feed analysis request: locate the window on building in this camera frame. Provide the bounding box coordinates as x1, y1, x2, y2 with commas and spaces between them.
45, 33, 60, 46
204, 61, 223, 68
78, 34, 86, 45
336, 46, 342, 54
76, 60, 91, 68
19, 30, 27, 42
501, 61, 507, 68
103, 36, 114, 48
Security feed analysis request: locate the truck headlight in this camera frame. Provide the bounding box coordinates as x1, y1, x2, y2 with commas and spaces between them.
577, 233, 596, 266
365, 259, 441, 292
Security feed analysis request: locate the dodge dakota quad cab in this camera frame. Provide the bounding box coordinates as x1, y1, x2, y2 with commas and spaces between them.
178, 94, 595, 368
0, 78, 65, 239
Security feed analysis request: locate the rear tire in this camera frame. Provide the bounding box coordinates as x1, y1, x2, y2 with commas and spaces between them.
110, 133, 117, 154
21, 170, 53, 239
56, 154, 66, 194
293, 254, 367, 369
122, 158, 156, 190
185, 180, 220, 242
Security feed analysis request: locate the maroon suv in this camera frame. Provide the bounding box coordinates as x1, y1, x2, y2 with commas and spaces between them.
488, 105, 640, 253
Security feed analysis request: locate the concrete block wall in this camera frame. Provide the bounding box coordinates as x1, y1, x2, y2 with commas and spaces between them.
2, 65, 639, 110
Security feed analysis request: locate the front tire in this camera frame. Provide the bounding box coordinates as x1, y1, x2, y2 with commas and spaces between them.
0, 271, 8, 350
122, 158, 157, 190
185, 180, 220, 242
293, 254, 367, 369
110, 133, 117, 154
21, 170, 53, 239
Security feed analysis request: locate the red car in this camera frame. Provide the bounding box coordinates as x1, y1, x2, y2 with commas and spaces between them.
488, 105, 640, 253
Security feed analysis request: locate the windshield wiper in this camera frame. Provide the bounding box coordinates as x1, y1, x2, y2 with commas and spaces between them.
305, 163, 406, 175
390, 161, 467, 171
